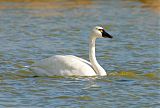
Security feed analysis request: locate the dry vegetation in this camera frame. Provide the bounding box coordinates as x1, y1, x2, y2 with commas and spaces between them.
0, 0, 159, 13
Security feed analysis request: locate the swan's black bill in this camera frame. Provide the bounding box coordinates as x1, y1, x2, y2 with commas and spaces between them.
102, 30, 113, 38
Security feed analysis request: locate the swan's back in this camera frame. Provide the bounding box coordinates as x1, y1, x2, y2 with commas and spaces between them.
31, 55, 96, 76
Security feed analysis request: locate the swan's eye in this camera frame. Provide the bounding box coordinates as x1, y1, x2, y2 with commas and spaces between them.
98, 29, 103, 33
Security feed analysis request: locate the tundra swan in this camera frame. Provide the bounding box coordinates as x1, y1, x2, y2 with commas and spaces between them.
31, 26, 113, 76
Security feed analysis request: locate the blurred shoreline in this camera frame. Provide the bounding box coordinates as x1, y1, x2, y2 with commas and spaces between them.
0, 0, 92, 10
0, 0, 159, 13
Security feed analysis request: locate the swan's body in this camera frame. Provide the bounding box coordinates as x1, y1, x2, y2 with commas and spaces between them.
31, 55, 96, 76
31, 26, 112, 76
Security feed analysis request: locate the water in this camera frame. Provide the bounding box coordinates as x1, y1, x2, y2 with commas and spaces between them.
0, 0, 160, 107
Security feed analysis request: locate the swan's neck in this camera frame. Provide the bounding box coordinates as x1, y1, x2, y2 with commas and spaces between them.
89, 36, 106, 76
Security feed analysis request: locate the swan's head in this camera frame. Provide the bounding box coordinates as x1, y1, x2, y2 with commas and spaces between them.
91, 26, 113, 39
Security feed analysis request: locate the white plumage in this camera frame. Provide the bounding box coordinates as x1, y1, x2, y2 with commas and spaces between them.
31, 55, 96, 76
30, 26, 113, 76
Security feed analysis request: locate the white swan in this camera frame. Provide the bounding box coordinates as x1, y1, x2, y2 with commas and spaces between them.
30, 26, 112, 76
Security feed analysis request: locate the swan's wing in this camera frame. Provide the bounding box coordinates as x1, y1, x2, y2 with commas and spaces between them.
66, 55, 92, 67
30, 55, 96, 76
